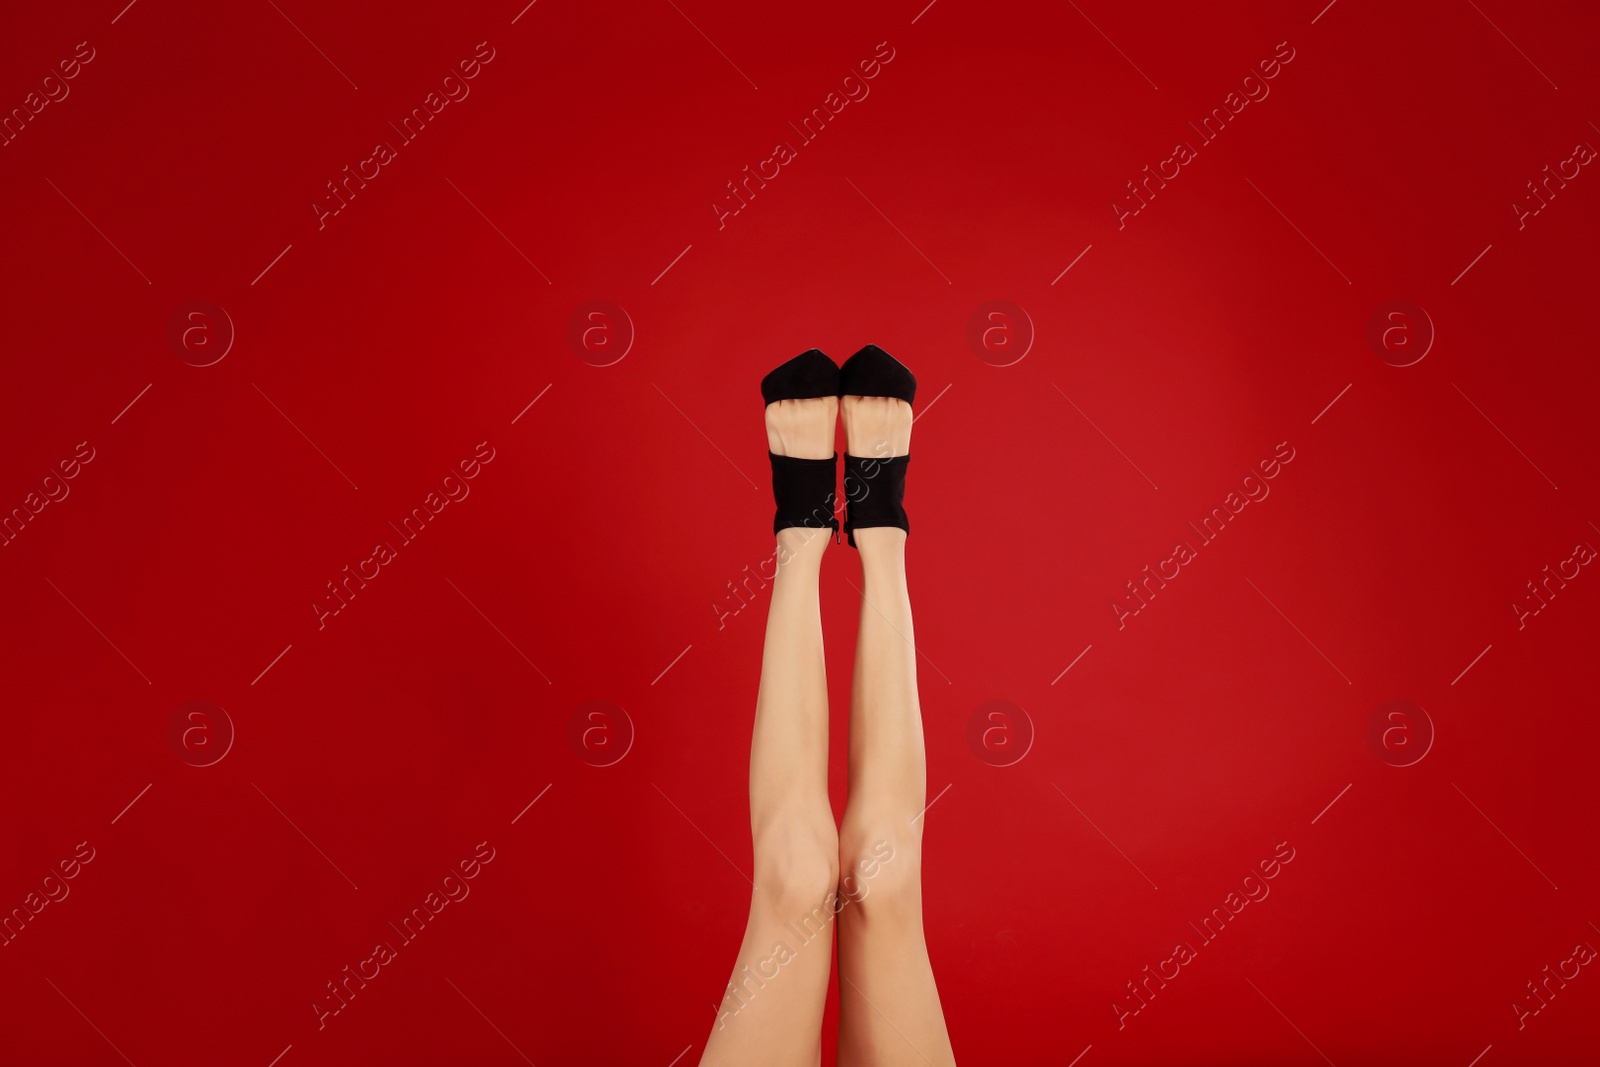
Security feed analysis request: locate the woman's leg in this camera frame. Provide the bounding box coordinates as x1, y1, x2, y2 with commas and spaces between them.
699, 399, 841, 1067
835, 398, 957, 1065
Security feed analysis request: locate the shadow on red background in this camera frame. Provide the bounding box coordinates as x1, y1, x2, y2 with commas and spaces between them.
2, 1, 1597, 1064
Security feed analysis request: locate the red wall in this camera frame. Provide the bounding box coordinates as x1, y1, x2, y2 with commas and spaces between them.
2, 1, 1597, 1064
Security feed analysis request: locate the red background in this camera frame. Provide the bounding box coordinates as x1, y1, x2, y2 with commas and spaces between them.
2, 1, 1597, 1064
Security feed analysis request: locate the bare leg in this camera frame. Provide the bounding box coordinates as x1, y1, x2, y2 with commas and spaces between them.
700, 398, 840, 1067
836, 398, 957, 1065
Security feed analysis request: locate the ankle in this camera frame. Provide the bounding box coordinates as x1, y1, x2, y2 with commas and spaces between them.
777, 527, 832, 564
853, 527, 907, 559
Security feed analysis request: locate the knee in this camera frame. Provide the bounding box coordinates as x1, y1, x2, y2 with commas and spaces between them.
754, 816, 839, 914
838, 818, 918, 915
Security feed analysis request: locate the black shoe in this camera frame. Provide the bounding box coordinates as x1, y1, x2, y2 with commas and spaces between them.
762, 347, 839, 405
839, 344, 914, 548
839, 343, 916, 406
762, 349, 841, 540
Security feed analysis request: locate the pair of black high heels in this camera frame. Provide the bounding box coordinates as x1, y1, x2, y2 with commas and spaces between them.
761, 344, 915, 548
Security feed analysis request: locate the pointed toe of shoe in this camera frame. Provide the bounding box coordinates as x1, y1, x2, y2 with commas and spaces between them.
840, 344, 916, 405
762, 348, 839, 404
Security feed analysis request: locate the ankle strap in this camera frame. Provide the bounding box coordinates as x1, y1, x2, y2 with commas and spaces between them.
842, 453, 909, 547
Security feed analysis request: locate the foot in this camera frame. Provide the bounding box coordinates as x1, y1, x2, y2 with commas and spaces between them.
842, 395, 911, 460
766, 397, 837, 460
